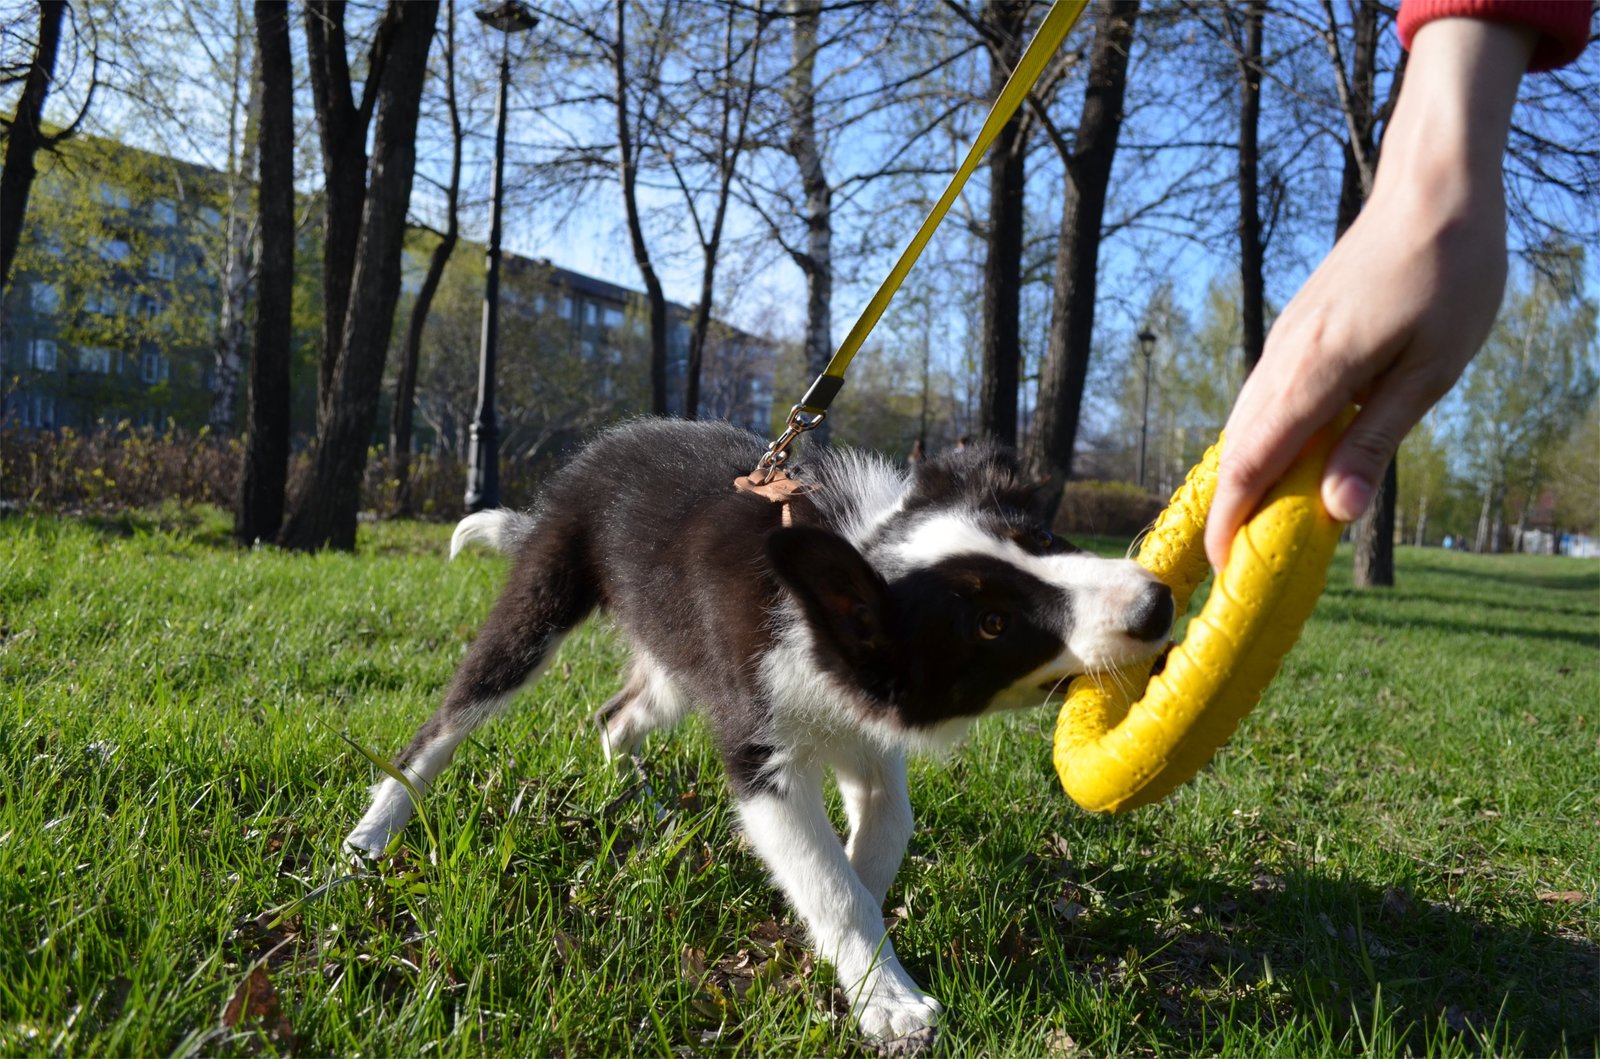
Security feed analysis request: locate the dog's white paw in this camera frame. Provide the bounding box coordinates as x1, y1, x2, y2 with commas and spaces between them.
856, 989, 943, 1044
341, 826, 387, 860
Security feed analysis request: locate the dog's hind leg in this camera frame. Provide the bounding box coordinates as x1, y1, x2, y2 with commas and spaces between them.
832, 747, 913, 907
592, 651, 690, 764
344, 523, 596, 857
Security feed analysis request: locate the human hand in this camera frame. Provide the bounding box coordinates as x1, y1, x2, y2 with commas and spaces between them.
1204, 18, 1537, 570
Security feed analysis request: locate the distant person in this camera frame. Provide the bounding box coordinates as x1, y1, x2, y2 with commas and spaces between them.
1443, 533, 1454, 550
1205, 0, 1593, 570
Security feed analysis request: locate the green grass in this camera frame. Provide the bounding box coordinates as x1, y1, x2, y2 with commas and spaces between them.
2, 507, 1596, 1056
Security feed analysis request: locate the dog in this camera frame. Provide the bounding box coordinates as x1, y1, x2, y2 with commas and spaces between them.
344, 418, 1173, 1042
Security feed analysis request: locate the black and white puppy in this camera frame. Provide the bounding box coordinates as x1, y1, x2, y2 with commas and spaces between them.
344, 418, 1173, 1041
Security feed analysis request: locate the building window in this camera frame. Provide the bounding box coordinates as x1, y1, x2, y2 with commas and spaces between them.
20, 395, 57, 429
585, 301, 599, 327
132, 293, 162, 320
30, 282, 61, 314
28, 339, 58, 372
603, 306, 625, 331
84, 289, 119, 315
96, 238, 132, 263
152, 199, 179, 225
198, 206, 222, 229
97, 181, 132, 209
80, 346, 113, 374
140, 351, 170, 384
564, 295, 577, 321
147, 251, 177, 280
36, 172, 68, 201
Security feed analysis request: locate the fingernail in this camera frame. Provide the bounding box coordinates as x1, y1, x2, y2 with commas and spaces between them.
1323, 474, 1372, 522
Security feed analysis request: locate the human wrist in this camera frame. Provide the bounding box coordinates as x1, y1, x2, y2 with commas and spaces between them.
1372, 19, 1533, 207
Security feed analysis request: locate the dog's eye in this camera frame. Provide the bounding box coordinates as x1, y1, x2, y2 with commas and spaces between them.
978, 611, 1008, 640
1034, 529, 1057, 552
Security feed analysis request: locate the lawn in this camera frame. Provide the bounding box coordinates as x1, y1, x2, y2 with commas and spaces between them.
1, 506, 1596, 1057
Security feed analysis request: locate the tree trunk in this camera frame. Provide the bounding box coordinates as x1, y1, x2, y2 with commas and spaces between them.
614, 0, 671, 416
0, 0, 65, 292
391, 0, 459, 516
1474, 478, 1494, 552
1238, 0, 1266, 371
303, 0, 389, 418
976, 0, 1029, 448
279, 0, 437, 552
1332, 3, 1376, 240
1353, 462, 1396, 583
784, 0, 833, 445
211, 23, 262, 436
1333, 0, 1397, 588
391, 235, 456, 516
236, 0, 295, 546
683, 6, 757, 421
1025, 1, 1139, 483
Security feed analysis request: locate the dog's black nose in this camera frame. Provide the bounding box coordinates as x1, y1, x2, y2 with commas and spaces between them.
1123, 582, 1173, 642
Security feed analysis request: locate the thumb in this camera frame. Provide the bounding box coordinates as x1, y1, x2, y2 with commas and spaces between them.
1320, 397, 1415, 522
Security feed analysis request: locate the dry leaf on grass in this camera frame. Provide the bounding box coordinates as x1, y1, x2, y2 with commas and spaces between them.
1044, 1027, 1079, 1056
1380, 886, 1414, 922
221, 965, 295, 1051
1535, 890, 1586, 905
873, 1025, 937, 1056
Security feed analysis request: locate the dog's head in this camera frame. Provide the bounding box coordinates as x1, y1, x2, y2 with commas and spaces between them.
767, 442, 1172, 743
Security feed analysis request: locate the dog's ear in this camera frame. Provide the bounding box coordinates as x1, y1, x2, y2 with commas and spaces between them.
764, 526, 893, 678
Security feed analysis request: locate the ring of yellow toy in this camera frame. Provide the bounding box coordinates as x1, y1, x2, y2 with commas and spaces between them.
1053, 410, 1353, 813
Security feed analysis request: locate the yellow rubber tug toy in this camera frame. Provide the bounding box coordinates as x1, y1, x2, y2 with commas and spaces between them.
1054, 411, 1353, 813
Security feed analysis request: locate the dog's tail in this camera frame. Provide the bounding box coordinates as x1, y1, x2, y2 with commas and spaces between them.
450, 509, 539, 559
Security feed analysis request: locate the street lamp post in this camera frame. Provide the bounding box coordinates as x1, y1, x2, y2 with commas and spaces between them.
1137, 327, 1156, 488
465, 0, 537, 514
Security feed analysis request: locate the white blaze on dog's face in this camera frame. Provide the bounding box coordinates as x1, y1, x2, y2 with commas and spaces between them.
879, 511, 1173, 719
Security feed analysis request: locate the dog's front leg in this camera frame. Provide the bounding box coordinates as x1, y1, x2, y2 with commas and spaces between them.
737, 763, 941, 1042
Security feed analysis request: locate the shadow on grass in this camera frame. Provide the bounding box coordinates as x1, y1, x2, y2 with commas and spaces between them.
1413, 561, 1600, 596
992, 854, 1599, 1056
1322, 587, 1600, 622
1314, 601, 1600, 650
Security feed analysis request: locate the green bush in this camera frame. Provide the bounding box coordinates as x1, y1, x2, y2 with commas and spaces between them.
0, 421, 239, 512
1, 424, 560, 521
1052, 479, 1164, 538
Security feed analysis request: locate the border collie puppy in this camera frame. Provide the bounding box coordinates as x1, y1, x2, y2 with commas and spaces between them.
344, 418, 1172, 1042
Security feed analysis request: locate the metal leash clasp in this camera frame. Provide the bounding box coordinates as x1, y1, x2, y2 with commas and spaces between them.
749, 404, 826, 485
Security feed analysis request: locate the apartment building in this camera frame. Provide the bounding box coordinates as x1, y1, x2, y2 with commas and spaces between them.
2, 136, 778, 446
1, 140, 222, 433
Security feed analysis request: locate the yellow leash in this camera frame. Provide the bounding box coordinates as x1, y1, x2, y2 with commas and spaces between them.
751, 0, 1090, 481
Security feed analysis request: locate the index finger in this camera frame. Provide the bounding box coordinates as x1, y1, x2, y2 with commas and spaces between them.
1205, 359, 1351, 570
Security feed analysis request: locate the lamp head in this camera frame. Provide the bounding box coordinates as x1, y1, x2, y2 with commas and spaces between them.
477, 1, 537, 33
1137, 328, 1157, 359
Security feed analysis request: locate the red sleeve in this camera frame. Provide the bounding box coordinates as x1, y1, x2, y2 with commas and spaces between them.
1398, 0, 1593, 71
